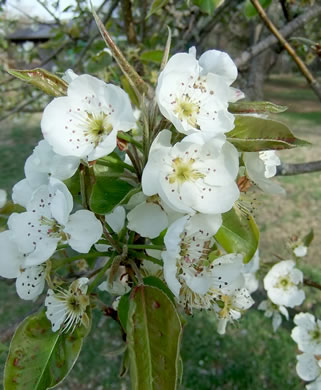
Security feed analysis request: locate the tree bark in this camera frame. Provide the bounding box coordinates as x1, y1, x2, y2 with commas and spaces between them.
235, 5, 321, 68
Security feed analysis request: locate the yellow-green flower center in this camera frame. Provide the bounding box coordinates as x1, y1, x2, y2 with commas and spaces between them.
169, 157, 205, 184
86, 112, 113, 145
174, 96, 200, 128
276, 275, 294, 290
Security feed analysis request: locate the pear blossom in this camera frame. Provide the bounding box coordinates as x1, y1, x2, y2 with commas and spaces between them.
142, 130, 240, 215
258, 299, 289, 332
45, 278, 90, 332
41, 74, 136, 161
162, 214, 247, 309
0, 231, 46, 300
294, 244, 308, 258
12, 140, 80, 207
214, 288, 254, 335
156, 47, 243, 140
9, 178, 102, 267
296, 353, 321, 389
127, 193, 182, 239
243, 150, 285, 195
291, 313, 321, 354
98, 266, 130, 295
263, 260, 305, 308
0, 189, 7, 208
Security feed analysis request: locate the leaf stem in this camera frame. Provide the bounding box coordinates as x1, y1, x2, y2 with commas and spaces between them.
88, 253, 116, 293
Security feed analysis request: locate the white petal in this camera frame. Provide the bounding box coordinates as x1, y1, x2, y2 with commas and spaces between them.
127, 202, 168, 239
272, 312, 282, 332
65, 210, 103, 253
0, 231, 24, 278
296, 353, 320, 381
16, 265, 45, 300
199, 49, 238, 85
12, 179, 33, 207
105, 206, 126, 234
162, 251, 181, 297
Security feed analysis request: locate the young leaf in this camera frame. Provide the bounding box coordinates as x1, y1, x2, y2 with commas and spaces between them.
227, 116, 310, 152
146, 0, 168, 18
4, 310, 89, 390
215, 206, 259, 263
244, 0, 272, 18
229, 101, 287, 115
127, 285, 182, 390
7, 68, 68, 97
303, 229, 314, 247
89, 176, 134, 214
193, 0, 223, 15
92, 8, 153, 99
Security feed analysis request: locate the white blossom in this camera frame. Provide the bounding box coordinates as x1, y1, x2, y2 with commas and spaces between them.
243, 150, 285, 195
156, 47, 243, 140
9, 178, 102, 267
214, 288, 254, 335
258, 299, 289, 332
12, 140, 80, 207
98, 266, 130, 295
162, 214, 248, 315
41, 74, 136, 161
142, 130, 240, 215
45, 278, 90, 332
0, 231, 46, 300
294, 244, 308, 258
292, 313, 321, 354
263, 260, 305, 308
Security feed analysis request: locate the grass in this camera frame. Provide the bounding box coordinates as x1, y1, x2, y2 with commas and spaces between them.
0, 74, 321, 389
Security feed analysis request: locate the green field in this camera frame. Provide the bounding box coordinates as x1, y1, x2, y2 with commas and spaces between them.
0, 75, 321, 389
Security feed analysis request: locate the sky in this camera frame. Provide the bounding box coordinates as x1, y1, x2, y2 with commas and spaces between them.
5, 0, 104, 21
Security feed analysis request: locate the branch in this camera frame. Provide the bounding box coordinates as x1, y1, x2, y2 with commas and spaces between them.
304, 278, 321, 291
0, 93, 42, 123
235, 5, 321, 68
249, 0, 321, 102
121, 0, 137, 44
276, 160, 321, 176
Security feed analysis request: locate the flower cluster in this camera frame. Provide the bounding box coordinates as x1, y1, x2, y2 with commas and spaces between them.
1, 47, 288, 336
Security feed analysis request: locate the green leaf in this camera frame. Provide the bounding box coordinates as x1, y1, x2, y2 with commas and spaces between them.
140, 50, 163, 64
303, 229, 314, 247
229, 101, 287, 115
215, 207, 259, 263
89, 176, 134, 214
244, 0, 272, 18
193, 0, 223, 15
4, 310, 89, 390
127, 285, 182, 390
143, 276, 175, 303
7, 68, 68, 97
118, 292, 131, 331
146, 0, 168, 18
226, 116, 310, 152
